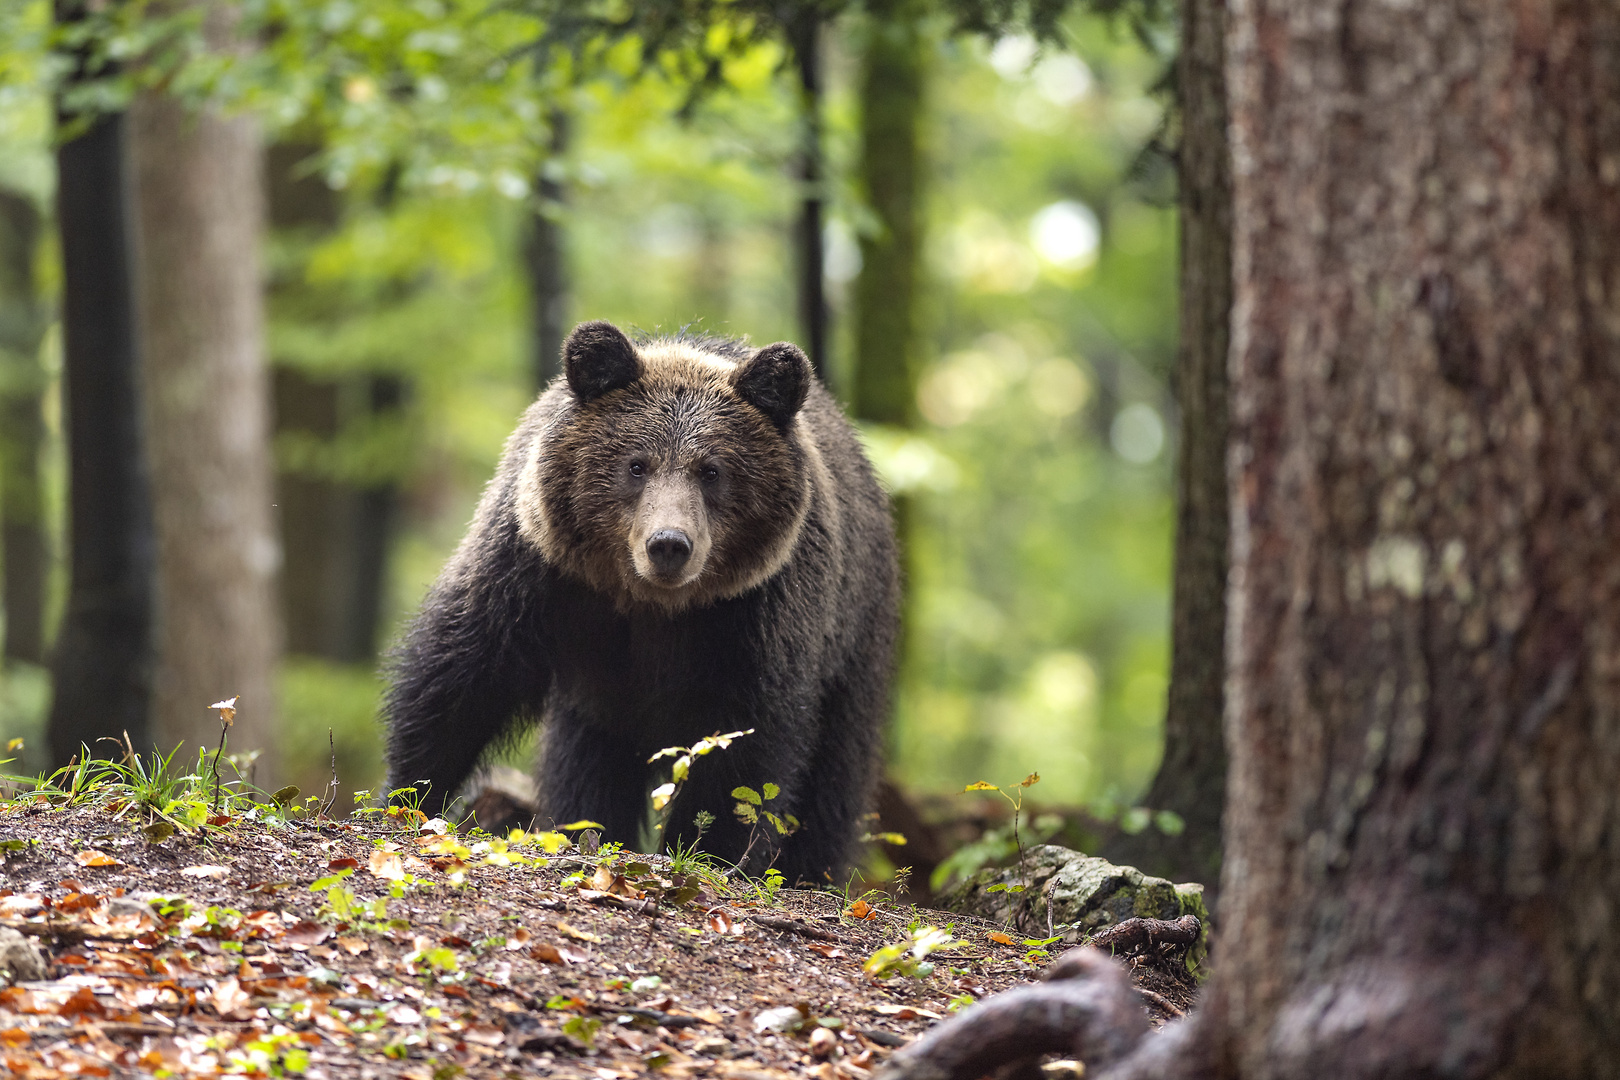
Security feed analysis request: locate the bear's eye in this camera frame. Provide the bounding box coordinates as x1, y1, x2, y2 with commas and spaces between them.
701, 464, 720, 483
629, 460, 646, 478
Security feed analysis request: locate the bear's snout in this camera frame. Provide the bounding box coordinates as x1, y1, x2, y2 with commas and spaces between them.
646, 529, 693, 576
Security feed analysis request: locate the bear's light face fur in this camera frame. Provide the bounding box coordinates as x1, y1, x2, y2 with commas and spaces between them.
514, 326, 834, 613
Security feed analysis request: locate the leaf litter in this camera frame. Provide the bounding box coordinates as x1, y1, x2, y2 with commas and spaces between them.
0, 804, 1186, 1078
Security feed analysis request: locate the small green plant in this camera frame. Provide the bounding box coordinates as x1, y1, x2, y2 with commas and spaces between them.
863, 925, 957, 979
646, 729, 754, 848
731, 782, 800, 838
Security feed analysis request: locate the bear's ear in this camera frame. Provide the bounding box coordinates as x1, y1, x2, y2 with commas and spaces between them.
564, 321, 642, 402
732, 342, 811, 429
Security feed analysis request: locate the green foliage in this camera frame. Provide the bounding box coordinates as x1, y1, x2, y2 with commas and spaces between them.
731, 781, 799, 839
862, 924, 956, 979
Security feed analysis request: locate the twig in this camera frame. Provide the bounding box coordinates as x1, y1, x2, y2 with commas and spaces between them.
1086, 915, 1201, 960
320, 728, 340, 818
748, 913, 849, 944
1134, 987, 1184, 1018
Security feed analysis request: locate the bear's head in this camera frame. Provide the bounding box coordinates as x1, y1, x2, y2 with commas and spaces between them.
516, 321, 825, 611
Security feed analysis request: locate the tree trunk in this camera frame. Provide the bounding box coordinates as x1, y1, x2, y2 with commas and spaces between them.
1102, 0, 1230, 907
0, 189, 49, 667
129, 84, 282, 774
525, 111, 570, 390
852, 0, 924, 428
48, 0, 155, 763
267, 143, 399, 665
787, 8, 828, 382
1205, 2, 1620, 1072
883, 3, 1620, 1079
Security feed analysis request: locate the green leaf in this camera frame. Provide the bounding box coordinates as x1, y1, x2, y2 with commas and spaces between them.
271, 785, 301, 806
734, 802, 758, 824
761, 782, 780, 801
309, 868, 355, 892
731, 786, 761, 805
557, 820, 604, 831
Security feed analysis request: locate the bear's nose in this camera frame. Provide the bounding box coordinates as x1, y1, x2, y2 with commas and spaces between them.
646, 529, 693, 576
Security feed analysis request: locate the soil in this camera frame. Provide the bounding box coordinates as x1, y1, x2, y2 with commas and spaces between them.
0, 804, 1200, 1079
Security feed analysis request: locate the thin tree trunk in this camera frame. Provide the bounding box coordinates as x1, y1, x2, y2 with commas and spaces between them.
130, 82, 281, 774
525, 111, 570, 390
787, 8, 828, 381
0, 190, 49, 666
852, 0, 924, 427
1204, 1, 1620, 1072
48, 0, 155, 763
1102, 0, 1229, 906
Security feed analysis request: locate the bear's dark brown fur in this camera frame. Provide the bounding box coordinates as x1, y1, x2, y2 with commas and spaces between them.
384, 321, 899, 882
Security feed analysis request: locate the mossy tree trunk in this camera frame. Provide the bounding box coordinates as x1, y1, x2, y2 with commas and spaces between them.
1102, 0, 1229, 907
47, 0, 155, 764
129, 20, 282, 773
0, 189, 49, 667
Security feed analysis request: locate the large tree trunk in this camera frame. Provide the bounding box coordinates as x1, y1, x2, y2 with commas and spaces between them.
884, 3, 1620, 1078
1102, 0, 1230, 907
129, 82, 282, 774
0, 190, 49, 667
48, 0, 155, 763
1207, 1, 1620, 1072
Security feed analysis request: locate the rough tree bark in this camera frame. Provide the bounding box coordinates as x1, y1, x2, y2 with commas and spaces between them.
48, 0, 155, 763
0, 189, 49, 666
1102, 0, 1230, 907
884, 3, 1620, 1078
130, 59, 282, 772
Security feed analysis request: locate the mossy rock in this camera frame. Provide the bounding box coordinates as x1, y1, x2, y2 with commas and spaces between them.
935, 844, 1211, 975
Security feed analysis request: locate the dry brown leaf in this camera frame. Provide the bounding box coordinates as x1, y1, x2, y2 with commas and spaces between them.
871, 1004, 941, 1020
335, 936, 370, 955
75, 850, 121, 868
504, 927, 532, 951
211, 976, 252, 1019
557, 922, 602, 943
463, 1023, 505, 1046
327, 857, 360, 870
530, 942, 564, 964
281, 921, 334, 949
368, 849, 405, 881
986, 931, 1014, 945
806, 942, 846, 958
707, 909, 744, 936
846, 901, 877, 920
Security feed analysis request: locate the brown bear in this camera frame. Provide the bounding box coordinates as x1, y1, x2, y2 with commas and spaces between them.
384, 321, 899, 883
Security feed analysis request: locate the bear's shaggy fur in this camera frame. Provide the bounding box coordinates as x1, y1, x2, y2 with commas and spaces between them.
384, 321, 899, 883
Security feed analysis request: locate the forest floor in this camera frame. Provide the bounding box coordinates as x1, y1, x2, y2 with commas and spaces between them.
0, 803, 1198, 1079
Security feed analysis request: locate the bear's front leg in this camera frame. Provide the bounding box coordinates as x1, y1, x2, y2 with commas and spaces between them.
535, 712, 653, 847
659, 725, 816, 877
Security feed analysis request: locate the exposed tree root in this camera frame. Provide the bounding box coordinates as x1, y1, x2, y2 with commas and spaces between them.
875, 949, 1151, 1080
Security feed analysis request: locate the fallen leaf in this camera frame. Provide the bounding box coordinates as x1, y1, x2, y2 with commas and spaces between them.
387, 1003, 421, 1025
806, 942, 846, 959
0, 895, 42, 917
463, 1023, 505, 1046
531, 943, 564, 964
368, 849, 405, 881
327, 857, 359, 870
57, 987, 108, 1018
753, 1005, 807, 1033
986, 931, 1015, 945
707, 910, 745, 936
180, 865, 229, 879
75, 850, 121, 868
558, 922, 602, 944
281, 921, 333, 949
335, 936, 369, 955
504, 928, 532, 951
211, 976, 251, 1019
847, 900, 877, 920
872, 1005, 942, 1020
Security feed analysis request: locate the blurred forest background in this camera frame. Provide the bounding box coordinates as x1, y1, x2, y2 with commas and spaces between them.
0, 0, 1186, 887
